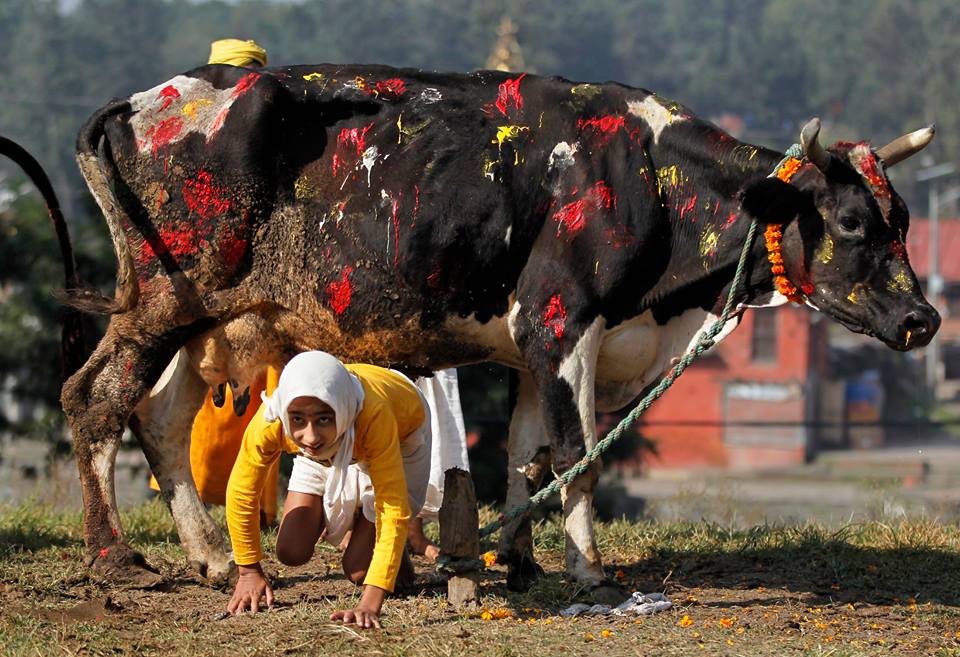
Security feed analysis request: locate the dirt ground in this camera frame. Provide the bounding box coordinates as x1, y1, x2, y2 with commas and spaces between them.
3, 505, 960, 656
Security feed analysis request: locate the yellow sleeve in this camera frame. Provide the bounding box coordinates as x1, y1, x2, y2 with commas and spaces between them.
225, 406, 287, 565
357, 404, 411, 592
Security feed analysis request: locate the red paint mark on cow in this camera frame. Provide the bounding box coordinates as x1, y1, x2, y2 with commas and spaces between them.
157, 225, 201, 257
332, 122, 375, 176
219, 225, 248, 267
99, 547, 110, 559
426, 266, 442, 289
208, 107, 231, 140
578, 115, 626, 145
182, 170, 232, 218
890, 241, 908, 262
412, 185, 421, 227
553, 181, 617, 238
543, 294, 567, 340
111, 528, 118, 538
725, 211, 738, 227
373, 78, 407, 100
391, 194, 401, 266
232, 72, 261, 98
326, 266, 354, 315
145, 117, 183, 157
157, 85, 180, 112
679, 194, 698, 222
494, 73, 526, 117
857, 152, 890, 199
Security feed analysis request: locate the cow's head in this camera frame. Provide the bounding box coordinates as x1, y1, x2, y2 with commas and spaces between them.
742, 118, 940, 350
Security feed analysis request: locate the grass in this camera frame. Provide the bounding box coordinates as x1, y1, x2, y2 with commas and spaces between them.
1, 499, 960, 655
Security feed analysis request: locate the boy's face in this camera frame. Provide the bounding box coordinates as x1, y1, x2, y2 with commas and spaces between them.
287, 396, 339, 460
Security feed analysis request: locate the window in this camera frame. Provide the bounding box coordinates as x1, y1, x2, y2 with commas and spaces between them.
751, 310, 778, 363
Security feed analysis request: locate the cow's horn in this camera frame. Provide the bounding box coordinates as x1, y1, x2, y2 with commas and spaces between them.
875, 125, 936, 168
800, 118, 831, 171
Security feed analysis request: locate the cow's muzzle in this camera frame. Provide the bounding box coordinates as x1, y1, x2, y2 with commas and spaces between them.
896, 304, 940, 350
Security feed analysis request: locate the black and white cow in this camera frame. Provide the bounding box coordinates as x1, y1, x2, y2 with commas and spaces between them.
2, 63, 938, 597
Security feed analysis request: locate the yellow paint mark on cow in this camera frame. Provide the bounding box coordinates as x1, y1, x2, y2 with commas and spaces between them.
571, 84, 601, 99
538, 112, 544, 129
397, 115, 430, 145
699, 227, 719, 259
294, 174, 316, 200
181, 99, 212, 119
887, 271, 913, 293
494, 125, 529, 149
847, 284, 866, 305
815, 235, 834, 264
732, 145, 759, 164
482, 153, 498, 181
303, 72, 325, 81
493, 126, 529, 166
656, 165, 687, 196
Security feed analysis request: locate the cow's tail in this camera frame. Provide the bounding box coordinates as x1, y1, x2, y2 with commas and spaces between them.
0, 136, 88, 377
74, 99, 140, 315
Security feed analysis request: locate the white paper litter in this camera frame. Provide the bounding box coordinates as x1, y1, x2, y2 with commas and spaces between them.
559, 592, 672, 617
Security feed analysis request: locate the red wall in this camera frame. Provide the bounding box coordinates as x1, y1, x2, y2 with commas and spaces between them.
637, 305, 818, 470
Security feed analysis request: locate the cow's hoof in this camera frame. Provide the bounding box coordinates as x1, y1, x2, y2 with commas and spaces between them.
90, 544, 163, 589
189, 558, 236, 588
505, 554, 545, 592
586, 581, 627, 606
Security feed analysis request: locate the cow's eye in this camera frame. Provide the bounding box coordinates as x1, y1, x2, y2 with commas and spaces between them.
838, 215, 861, 233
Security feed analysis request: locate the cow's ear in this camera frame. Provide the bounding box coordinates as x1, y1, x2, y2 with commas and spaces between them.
739, 178, 805, 225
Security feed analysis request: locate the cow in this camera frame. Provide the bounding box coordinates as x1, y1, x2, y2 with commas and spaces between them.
2, 62, 938, 600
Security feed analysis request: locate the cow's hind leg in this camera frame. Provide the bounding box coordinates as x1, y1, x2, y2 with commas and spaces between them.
61, 320, 198, 586
499, 370, 551, 591
131, 348, 234, 586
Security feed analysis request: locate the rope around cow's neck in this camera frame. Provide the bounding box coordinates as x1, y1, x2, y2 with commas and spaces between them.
475, 143, 805, 541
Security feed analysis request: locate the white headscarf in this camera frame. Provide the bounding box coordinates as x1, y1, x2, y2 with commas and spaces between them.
262, 351, 366, 525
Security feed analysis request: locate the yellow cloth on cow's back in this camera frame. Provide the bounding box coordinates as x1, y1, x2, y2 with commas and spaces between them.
208, 39, 268, 67
149, 368, 280, 519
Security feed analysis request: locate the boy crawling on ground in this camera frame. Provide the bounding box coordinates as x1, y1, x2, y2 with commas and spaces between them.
224, 351, 438, 627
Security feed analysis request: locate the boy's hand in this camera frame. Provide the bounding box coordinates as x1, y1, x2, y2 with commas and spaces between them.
331, 585, 386, 629
227, 563, 274, 614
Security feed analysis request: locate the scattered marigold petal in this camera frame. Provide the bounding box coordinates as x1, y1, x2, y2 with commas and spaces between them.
679, 615, 694, 627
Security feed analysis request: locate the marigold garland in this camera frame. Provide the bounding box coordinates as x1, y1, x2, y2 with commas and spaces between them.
766, 157, 805, 303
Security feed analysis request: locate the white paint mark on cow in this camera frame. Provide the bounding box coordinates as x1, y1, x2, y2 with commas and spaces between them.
548, 141, 578, 173
420, 88, 442, 104
627, 96, 685, 144
129, 75, 248, 152
361, 146, 379, 187
504, 225, 513, 246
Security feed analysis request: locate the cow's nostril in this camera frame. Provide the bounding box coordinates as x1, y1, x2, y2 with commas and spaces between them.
903, 311, 930, 335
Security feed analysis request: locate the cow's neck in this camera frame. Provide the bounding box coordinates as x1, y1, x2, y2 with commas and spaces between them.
640, 128, 786, 321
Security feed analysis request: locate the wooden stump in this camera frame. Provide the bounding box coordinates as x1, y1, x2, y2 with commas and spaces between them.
439, 467, 480, 607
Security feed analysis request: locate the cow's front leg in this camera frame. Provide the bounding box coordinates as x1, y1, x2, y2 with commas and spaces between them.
60, 323, 185, 586
514, 298, 620, 603
499, 370, 551, 591
131, 348, 234, 586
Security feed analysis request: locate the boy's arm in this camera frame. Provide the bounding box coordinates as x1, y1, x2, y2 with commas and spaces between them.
357, 404, 411, 593
225, 408, 282, 565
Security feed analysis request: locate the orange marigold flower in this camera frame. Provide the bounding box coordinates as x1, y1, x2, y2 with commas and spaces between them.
614, 569, 626, 581
679, 615, 694, 627
601, 629, 614, 638
776, 157, 803, 182
719, 617, 736, 628
584, 632, 595, 641
482, 551, 497, 567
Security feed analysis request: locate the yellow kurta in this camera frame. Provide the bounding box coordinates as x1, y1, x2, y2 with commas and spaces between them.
149, 368, 280, 518
226, 364, 425, 592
